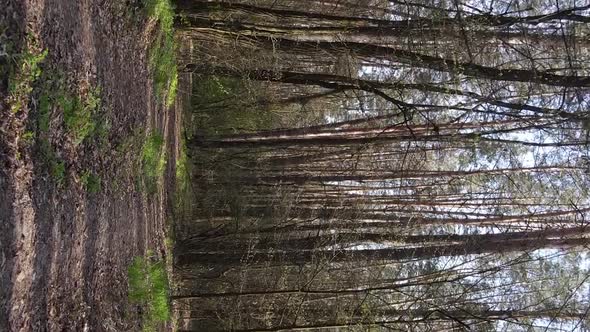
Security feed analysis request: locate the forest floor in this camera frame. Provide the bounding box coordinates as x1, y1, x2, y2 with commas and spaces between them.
0, 0, 179, 330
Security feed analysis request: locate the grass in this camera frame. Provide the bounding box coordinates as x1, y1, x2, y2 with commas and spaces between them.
80, 170, 101, 193
7, 35, 48, 114
22, 131, 35, 144
175, 137, 190, 193
60, 87, 100, 146
36, 72, 102, 185
164, 236, 174, 254
141, 131, 167, 194
144, 0, 178, 107
38, 138, 66, 185
38, 93, 51, 133
128, 256, 170, 331
173, 136, 194, 227
135, 0, 177, 195
38, 78, 101, 146
37, 91, 67, 185
111, 127, 144, 191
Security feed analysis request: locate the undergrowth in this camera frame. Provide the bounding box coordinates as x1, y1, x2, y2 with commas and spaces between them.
144, 0, 178, 107
128, 256, 170, 331
192, 76, 275, 135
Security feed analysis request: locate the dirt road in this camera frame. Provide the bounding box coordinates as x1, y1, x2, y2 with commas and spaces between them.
0, 0, 176, 330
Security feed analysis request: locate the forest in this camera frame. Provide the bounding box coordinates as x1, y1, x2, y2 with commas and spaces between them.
170, 0, 590, 331
1, 0, 589, 331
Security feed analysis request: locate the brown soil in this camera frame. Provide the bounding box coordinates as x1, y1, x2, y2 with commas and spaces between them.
0, 0, 178, 330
